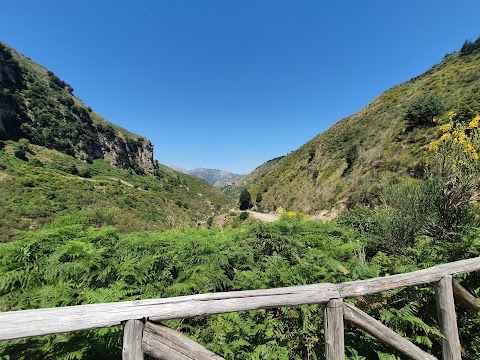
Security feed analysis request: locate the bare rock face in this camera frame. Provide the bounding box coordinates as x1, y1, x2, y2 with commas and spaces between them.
97, 131, 155, 175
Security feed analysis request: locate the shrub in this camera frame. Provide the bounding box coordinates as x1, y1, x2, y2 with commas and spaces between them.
460, 37, 480, 55
405, 94, 445, 128
13, 138, 30, 159
239, 211, 249, 221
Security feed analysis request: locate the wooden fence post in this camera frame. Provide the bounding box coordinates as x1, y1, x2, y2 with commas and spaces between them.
435, 275, 461, 360
324, 298, 344, 360
123, 319, 145, 360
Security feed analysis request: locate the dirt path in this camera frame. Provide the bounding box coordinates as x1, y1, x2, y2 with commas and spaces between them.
247, 211, 279, 222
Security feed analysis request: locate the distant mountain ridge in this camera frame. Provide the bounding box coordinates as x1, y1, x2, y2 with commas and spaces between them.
170, 166, 244, 188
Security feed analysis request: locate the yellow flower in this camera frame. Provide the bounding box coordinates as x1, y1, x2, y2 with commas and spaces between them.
464, 143, 475, 153
448, 111, 457, 120
452, 131, 468, 144
429, 140, 440, 151
439, 123, 453, 132
469, 115, 480, 129
439, 133, 452, 142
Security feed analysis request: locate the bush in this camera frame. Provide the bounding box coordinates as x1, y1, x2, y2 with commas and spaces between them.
13, 138, 30, 159
405, 94, 445, 128
239, 211, 249, 221
460, 37, 480, 55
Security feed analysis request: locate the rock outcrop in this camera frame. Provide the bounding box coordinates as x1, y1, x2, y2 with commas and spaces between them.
0, 41, 154, 175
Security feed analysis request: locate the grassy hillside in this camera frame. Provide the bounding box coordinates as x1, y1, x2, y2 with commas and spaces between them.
250, 40, 480, 214
0, 140, 230, 242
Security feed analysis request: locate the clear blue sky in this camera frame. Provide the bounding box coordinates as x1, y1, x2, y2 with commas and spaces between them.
1, 1, 480, 174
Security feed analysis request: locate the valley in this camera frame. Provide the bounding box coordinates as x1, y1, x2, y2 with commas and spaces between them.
1, 37, 480, 359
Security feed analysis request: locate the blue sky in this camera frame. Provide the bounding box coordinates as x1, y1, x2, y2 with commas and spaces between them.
1, 1, 480, 174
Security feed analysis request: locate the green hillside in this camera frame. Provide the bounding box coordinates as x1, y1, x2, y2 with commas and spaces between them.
0, 140, 230, 242
0, 41, 233, 241
250, 39, 480, 214
0, 41, 155, 175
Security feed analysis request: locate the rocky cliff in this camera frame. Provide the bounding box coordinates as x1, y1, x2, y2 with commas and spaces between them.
0, 41, 154, 175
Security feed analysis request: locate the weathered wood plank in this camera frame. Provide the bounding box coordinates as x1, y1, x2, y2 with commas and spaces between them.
435, 276, 461, 360
143, 322, 224, 360
0, 283, 339, 341
339, 256, 480, 298
324, 299, 344, 360
1, 257, 478, 342
452, 280, 480, 312
343, 303, 437, 360
123, 319, 144, 360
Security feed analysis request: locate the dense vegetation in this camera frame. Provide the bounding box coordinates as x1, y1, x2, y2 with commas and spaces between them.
0, 141, 230, 242
0, 211, 478, 359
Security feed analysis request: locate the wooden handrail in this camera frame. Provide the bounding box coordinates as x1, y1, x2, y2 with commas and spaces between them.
0, 283, 338, 341
0, 256, 479, 342
338, 256, 480, 298
0, 256, 479, 348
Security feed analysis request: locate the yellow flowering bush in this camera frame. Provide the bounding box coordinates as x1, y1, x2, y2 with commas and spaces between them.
429, 115, 480, 172
438, 123, 452, 132
279, 210, 310, 221
427, 114, 480, 227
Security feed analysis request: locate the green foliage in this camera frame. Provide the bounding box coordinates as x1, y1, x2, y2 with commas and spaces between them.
239, 189, 253, 210
239, 211, 249, 221
460, 36, 480, 55
13, 138, 29, 159
405, 93, 445, 128
0, 144, 229, 242
0, 208, 479, 358
0, 218, 390, 359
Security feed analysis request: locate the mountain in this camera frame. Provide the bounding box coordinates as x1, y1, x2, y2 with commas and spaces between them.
170, 166, 244, 189
221, 156, 284, 199
0, 42, 232, 241
249, 38, 480, 215
170, 165, 189, 174
0, 41, 153, 175
189, 168, 244, 187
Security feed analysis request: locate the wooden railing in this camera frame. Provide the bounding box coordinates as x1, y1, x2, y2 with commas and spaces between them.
0, 257, 479, 359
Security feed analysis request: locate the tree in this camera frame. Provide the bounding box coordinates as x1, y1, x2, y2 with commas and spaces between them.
405, 94, 445, 128
14, 138, 30, 159
239, 189, 253, 210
